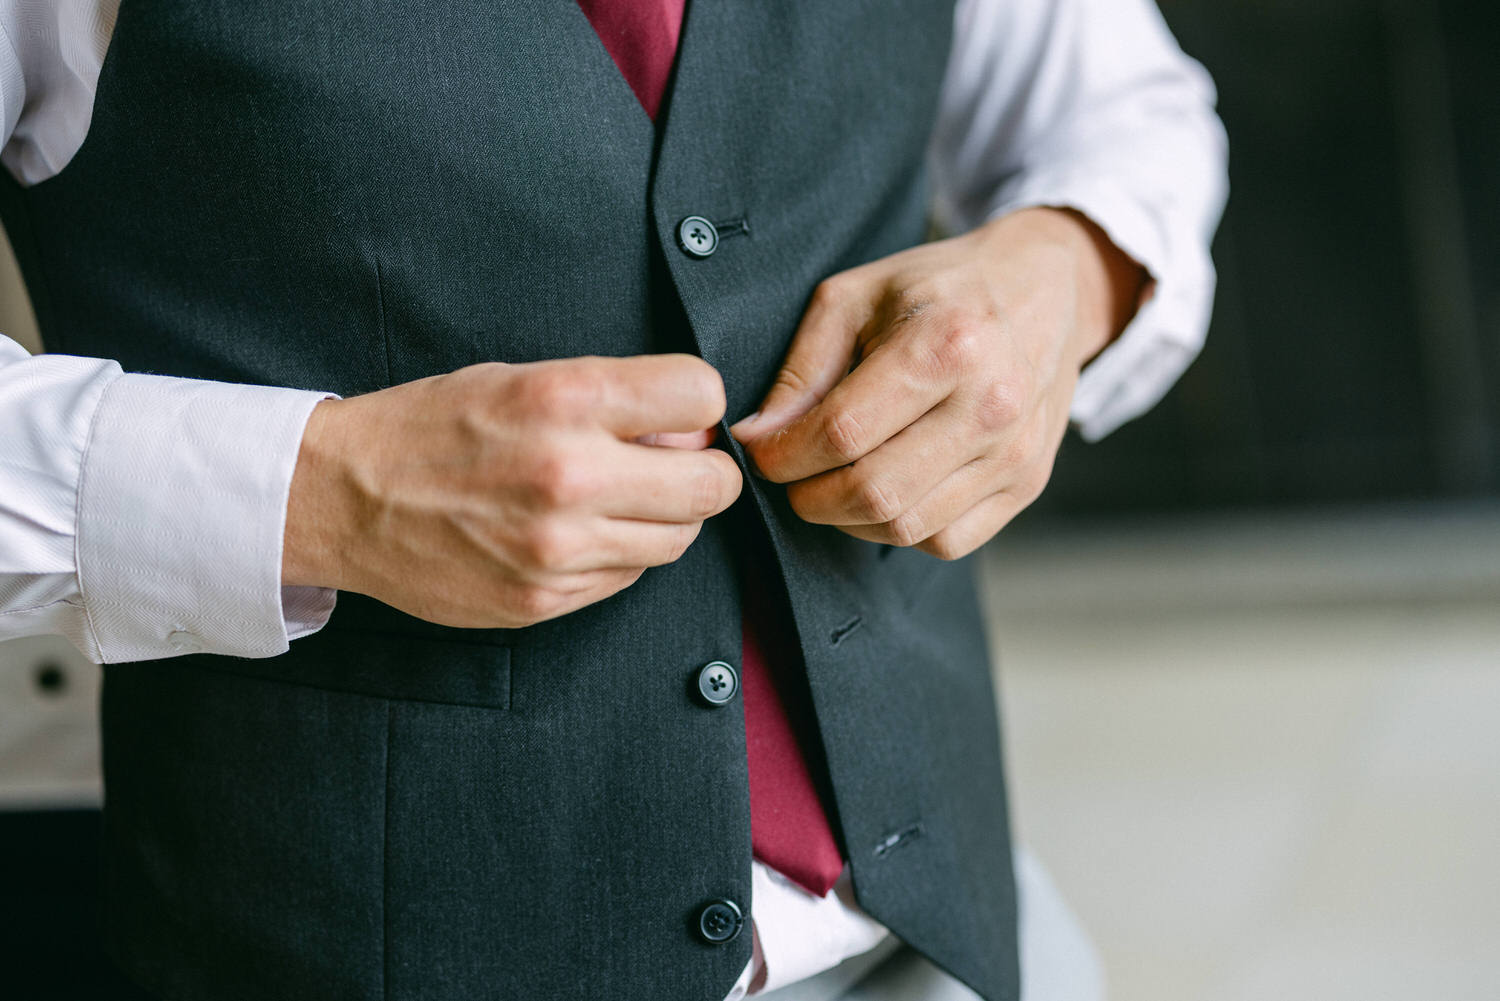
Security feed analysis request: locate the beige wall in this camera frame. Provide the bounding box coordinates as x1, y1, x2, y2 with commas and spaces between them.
0, 225, 40, 352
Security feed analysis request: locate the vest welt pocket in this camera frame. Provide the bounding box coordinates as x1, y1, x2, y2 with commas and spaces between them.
194, 625, 511, 710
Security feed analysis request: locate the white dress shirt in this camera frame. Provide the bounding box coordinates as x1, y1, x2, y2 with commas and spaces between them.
0, 0, 1226, 996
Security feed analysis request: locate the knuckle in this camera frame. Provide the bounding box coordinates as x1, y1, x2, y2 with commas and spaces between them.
529, 452, 590, 508
821, 409, 867, 464
974, 380, 1025, 431
524, 366, 596, 420
455, 361, 510, 396
886, 509, 928, 548
609, 568, 647, 594
851, 473, 905, 524
687, 464, 727, 518
810, 276, 849, 310
1017, 439, 1058, 504
670, 521, 702, 561
929, 322, 984, 373
921, 531, 968, 562
1014, 418, 1052, 469
517, 518, 573, 572
772, 364, 814, 397
785, 480, 817, 521
512, 583, 566, 623
786, 480, 822, 522
993, 422, 1040, 469
998, 435, 1030, 470
1016, 467, 1051, 507
643, 522, 699, 568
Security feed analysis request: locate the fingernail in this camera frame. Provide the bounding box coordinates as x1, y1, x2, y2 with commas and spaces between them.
728, 410, 762, 441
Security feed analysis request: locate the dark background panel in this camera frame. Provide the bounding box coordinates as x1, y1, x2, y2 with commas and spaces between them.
1033, 0, 1497, 520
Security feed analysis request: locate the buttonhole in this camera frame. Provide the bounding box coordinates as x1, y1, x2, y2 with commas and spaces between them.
713, 216, 751, 240
829, 616, 863, 647
873, 823, 923, 858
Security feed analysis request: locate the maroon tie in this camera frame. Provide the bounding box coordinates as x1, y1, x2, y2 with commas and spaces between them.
739, 557, 846, 896
576, 0, 845, 896
575, 0, 688, 120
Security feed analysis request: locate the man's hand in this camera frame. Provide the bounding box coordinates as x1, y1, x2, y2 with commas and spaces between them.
283, 355, 742, 628
730, 208, 1145, 559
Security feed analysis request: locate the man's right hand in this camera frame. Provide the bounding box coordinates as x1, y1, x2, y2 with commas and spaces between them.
281, 355, 742, 629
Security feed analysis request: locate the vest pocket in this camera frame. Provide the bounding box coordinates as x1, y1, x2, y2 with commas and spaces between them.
193, 625, 511, 710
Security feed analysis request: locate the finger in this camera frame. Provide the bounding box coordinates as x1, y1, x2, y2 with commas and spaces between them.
539, 518, 707, 574
591, 441, 744, 523
835, 457, 1003, 548
730, 281, 868, 442
512, 567, 647, 623
917, 491, 1030, 560
783, 399, 980, 527
633, 428, 718, 450
746, 323, 958, 483
543, 354, 727, 438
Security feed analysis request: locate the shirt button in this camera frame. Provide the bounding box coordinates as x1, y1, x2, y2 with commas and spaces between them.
677, 216, 719, 258
697, 898, 744, 944
695, 660, 739, 707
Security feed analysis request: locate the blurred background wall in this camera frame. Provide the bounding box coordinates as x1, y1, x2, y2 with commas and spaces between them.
1040, 0, 1497, 516
1, 2, 1496, 999
983, 2, 1500, 999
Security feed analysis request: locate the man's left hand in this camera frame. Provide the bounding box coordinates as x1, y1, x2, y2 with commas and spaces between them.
730, 207, 1146, 559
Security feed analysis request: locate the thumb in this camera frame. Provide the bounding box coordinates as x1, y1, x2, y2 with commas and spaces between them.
730, 286, 863, 443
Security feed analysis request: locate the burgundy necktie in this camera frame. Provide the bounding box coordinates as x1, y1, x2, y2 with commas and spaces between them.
576, 0, 688, 120
576, 0, 845, 896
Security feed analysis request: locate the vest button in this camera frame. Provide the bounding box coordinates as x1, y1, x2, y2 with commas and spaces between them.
677, 216, 719, 258
695, 660, 739, 707
696, 898, 744, 944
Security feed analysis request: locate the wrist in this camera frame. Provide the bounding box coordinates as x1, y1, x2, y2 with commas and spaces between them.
979, 207, 1149, 368
282, 398, 356, 590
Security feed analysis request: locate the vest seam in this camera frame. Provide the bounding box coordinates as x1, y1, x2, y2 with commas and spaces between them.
375, 257, 394, 388
382, 699, 393, 1001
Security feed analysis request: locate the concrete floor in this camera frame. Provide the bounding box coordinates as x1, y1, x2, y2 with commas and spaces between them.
981, 504, 1500, 1001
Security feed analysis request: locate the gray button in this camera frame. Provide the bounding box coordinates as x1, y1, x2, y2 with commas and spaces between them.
696, 660, 739, 707
697, 898, 744, 944
677, 216, 719, 258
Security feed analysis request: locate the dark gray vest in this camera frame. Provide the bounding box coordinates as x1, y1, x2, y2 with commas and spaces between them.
0, 2, 1018, 999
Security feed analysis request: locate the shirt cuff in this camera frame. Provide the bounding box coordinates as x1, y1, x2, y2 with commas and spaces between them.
74, 372, 337, 663
983, 172, 1217, 442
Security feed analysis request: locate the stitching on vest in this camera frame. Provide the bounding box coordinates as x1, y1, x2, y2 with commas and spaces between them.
829, 616, 863, 646
375, 257, 394, 388
873, 822, 923, 857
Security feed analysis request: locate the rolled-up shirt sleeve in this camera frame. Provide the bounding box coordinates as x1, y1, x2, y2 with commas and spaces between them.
930, 0, 1229, 440
0, 335, 337, 663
